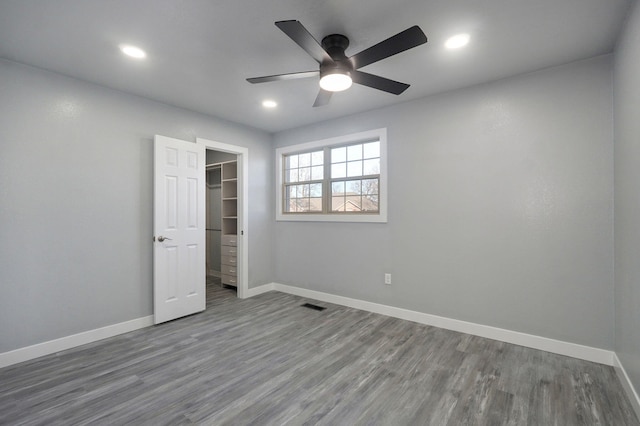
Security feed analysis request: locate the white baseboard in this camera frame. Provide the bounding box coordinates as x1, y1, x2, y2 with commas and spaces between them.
243, 283, 275, 298
0, 315, 154, 369
613, 353, 640, 420
271, 283, 614, 366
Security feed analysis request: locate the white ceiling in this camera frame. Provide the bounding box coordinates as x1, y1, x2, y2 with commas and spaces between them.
0, 0, 632, 133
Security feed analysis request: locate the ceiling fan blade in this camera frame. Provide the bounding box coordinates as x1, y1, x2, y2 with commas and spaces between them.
349, 26, 427, 69
313, 89, 333, 107
247, 70, 319, 84
275, 20, 334, 64
351, 70, 410, 95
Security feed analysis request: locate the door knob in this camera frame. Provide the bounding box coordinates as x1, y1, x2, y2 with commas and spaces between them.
157, 236, 172, 242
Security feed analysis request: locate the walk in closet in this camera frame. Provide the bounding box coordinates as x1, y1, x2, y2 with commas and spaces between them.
206, 152, 238, 288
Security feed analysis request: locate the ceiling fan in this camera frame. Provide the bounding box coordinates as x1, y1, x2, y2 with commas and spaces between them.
247, 20, 428, 107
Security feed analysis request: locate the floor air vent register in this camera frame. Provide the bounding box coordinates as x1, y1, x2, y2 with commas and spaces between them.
301, 303, 327, 311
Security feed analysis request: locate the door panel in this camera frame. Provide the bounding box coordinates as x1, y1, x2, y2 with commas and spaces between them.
154, 135, 206, 324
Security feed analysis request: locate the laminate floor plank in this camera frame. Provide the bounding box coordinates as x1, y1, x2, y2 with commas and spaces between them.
0, 281, 638, 426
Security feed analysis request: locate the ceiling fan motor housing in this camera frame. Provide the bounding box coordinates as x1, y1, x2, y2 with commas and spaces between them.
320, 34, 354, 78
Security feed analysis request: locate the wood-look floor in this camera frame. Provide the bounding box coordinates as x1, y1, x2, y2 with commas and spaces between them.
1, 280, 638, 425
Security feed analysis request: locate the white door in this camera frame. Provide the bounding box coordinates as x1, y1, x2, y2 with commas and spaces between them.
153, 135, 206, 324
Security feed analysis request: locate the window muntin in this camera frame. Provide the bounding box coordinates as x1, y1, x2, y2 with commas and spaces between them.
276, 128, 387, 223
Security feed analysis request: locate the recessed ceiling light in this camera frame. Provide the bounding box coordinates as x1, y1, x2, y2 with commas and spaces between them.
445, 34, 470, 49
120, 44, 146, 59
262, 100, 278, 108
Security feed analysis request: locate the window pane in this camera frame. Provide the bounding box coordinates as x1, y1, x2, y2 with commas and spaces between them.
296, 184, 308, 197
331, 162, 346, 178
311, 150, 324, 166
283, 186, 292, 212
285, 185, 296, 212
299, 152, 311, 167
347, 144, 363, 161
311, 165, 323, 180
309, 197, 322, 211
363, 141, 380, 159
347, 160, 363, 177
287, 169, 298, 183
347, 180, 362, 195
331, 147, 346, 163
362, 178, 379, 195
298, 167, 311, 182
287, 185, 296, 199
363, 158, 380, 175
296, 198, 310, 211
345, 195, 362, 211
364, 194, 379, 211
332, 181, 345, 195
332, 196, 345, 211
286, 154, 298, 169
310, 183, 322, 197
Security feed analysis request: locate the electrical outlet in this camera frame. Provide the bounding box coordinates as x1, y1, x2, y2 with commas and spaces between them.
384, 273, 392, 285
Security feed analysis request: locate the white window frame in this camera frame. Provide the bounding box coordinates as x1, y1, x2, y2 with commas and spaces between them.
276, 128, 387, 223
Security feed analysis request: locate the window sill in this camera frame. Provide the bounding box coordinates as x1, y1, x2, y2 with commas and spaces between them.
276, 212, 387, 223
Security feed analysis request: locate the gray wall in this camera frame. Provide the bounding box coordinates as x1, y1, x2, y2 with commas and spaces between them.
273, 55, 614, 350
614, 0, 640, 394
0, 59, 274, 353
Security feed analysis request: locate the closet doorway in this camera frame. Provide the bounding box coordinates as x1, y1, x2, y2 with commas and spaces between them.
197, 138, 248, 299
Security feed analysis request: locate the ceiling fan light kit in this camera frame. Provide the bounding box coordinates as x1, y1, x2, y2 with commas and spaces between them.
247, 20, 427, 106
319, 72, 352, 92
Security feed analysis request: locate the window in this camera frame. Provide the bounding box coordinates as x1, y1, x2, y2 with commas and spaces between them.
276, 128, 387, 223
